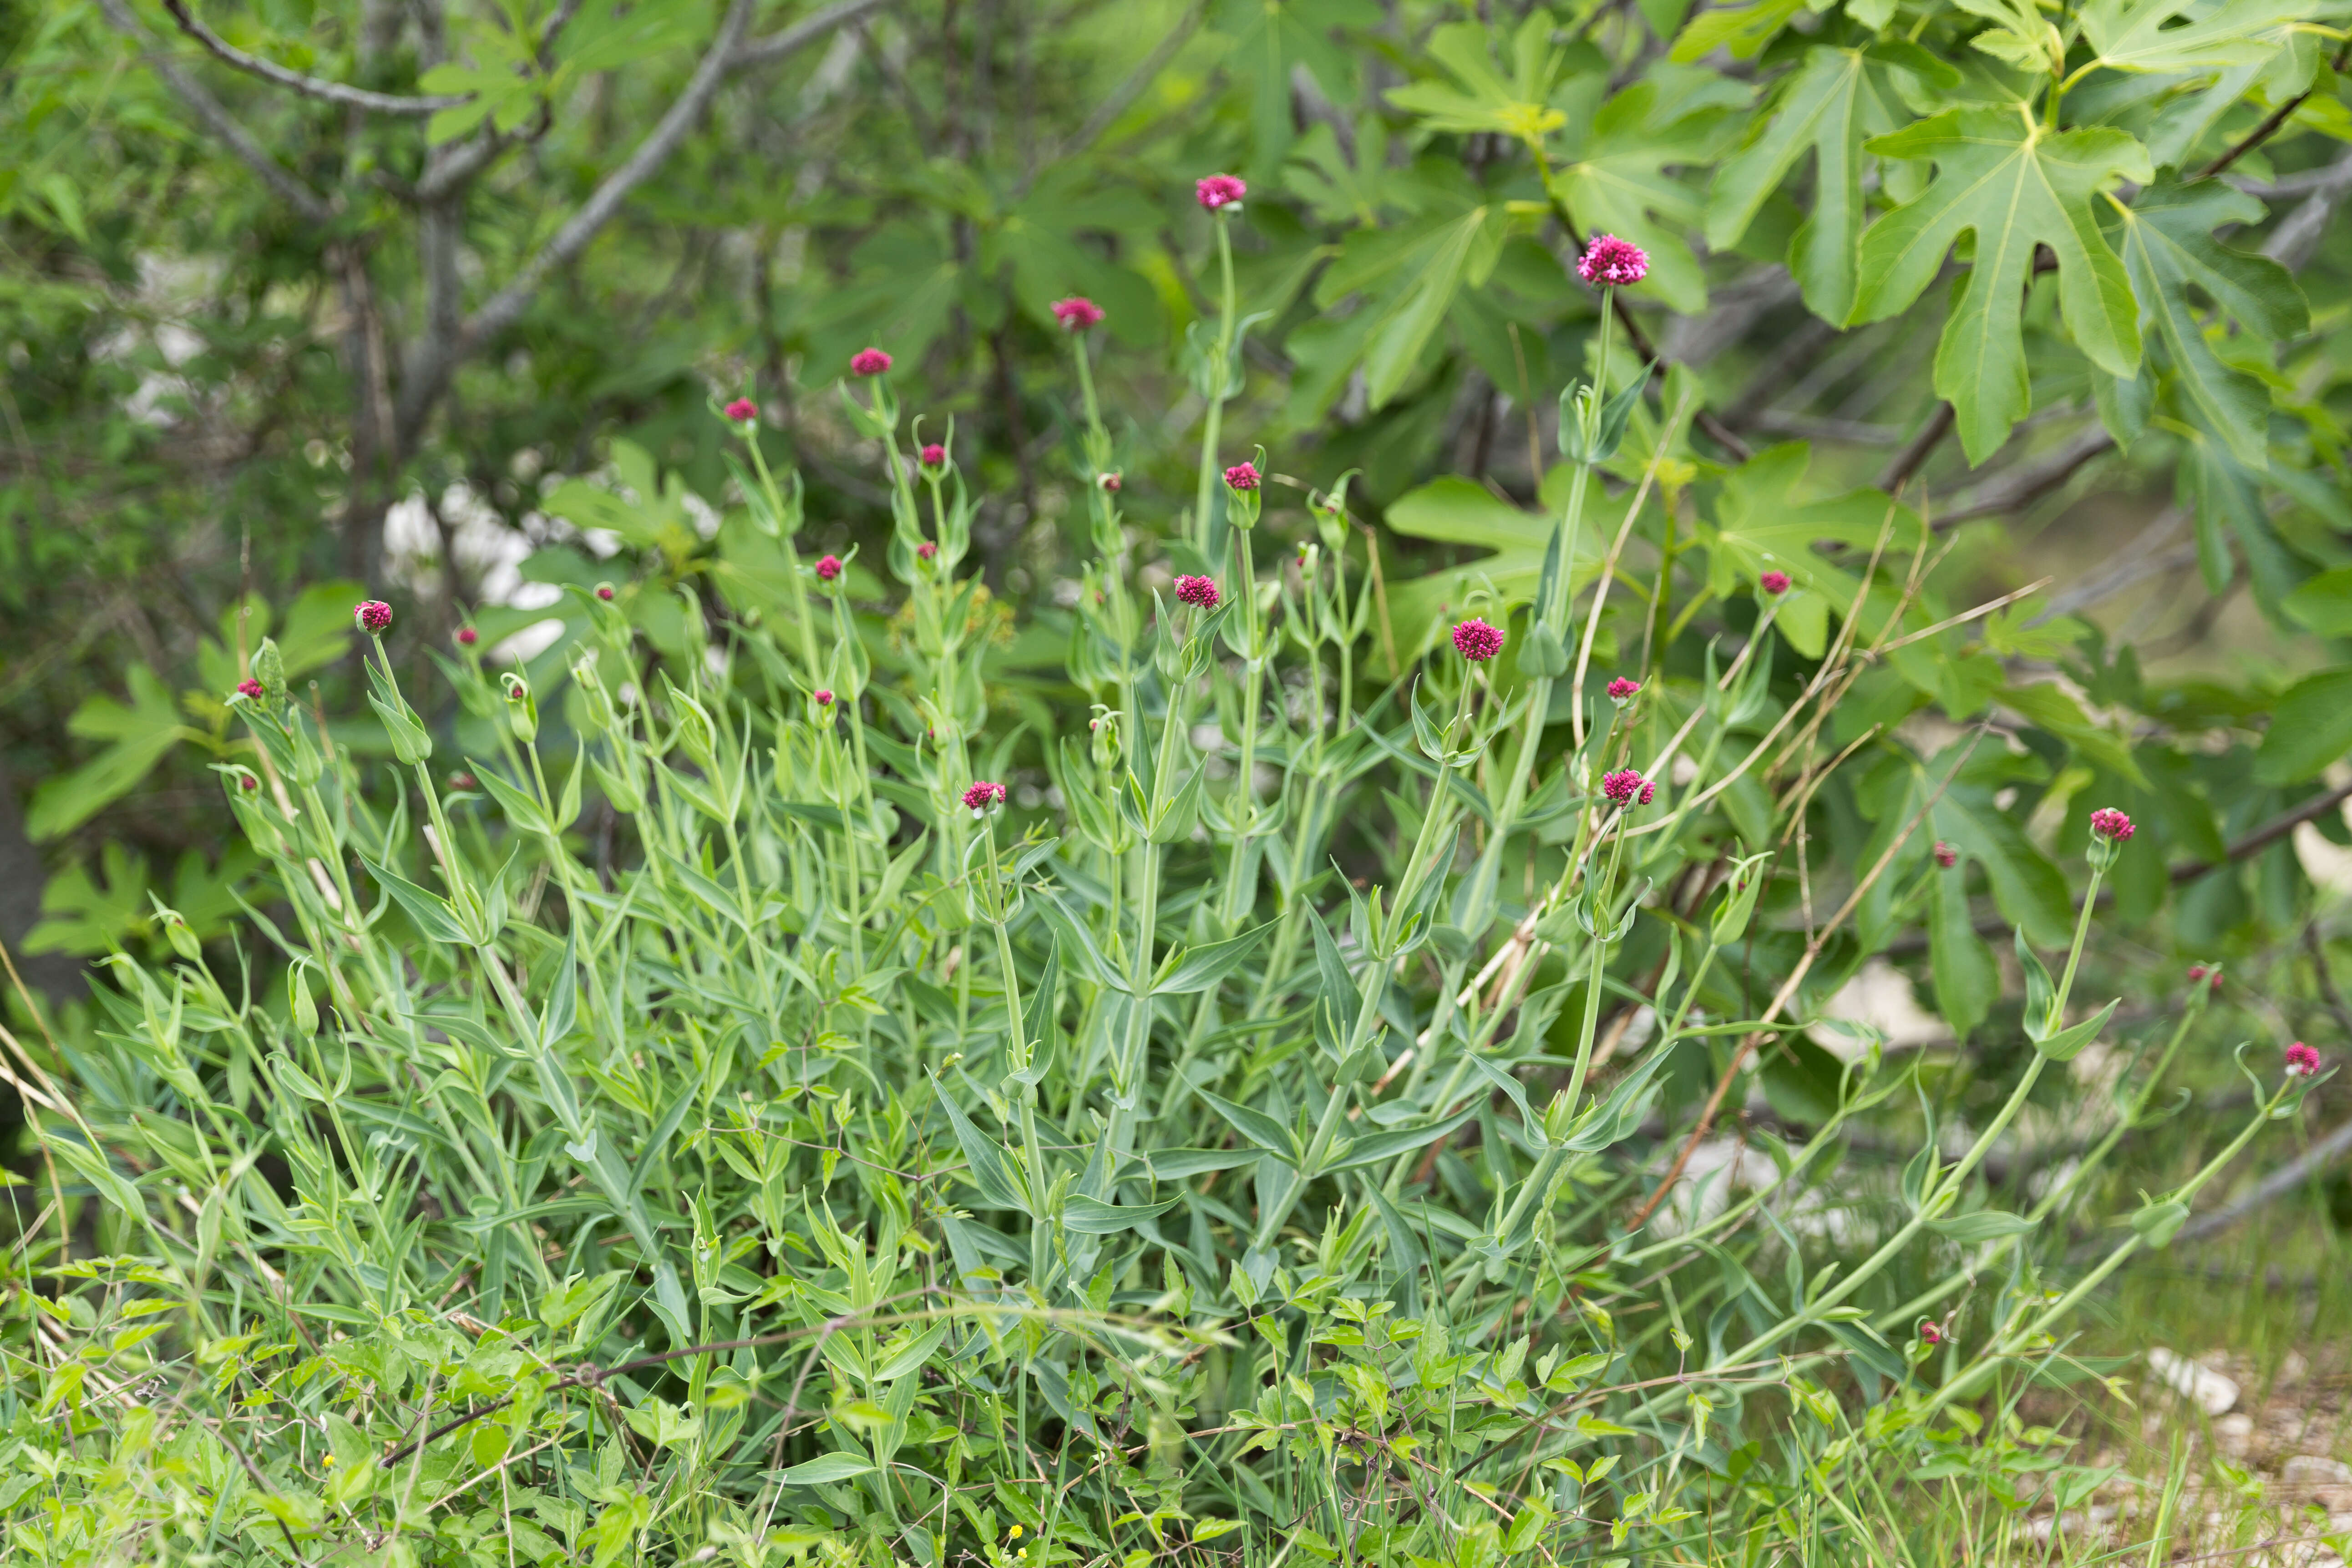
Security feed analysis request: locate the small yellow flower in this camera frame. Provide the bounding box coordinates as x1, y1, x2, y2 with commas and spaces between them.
1008, 1526, 1022, 1540
321, 1454, 336, 1467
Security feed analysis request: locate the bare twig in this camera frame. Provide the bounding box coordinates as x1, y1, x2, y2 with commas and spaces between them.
1875, 402, 1953, 494
96, 0, 334, 223
2197, 39, 2352, 180
1932, 424, 2115, 528
157, 0, 470, 113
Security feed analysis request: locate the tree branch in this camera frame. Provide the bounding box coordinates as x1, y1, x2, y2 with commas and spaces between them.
157, 0, 471, 113
727, 0, 892, 70
398, 0, 758, 440
1931, 423, 2115, 528
1875, 401, 1952, 495
97, 0, 334, 223
2197, 38, 2352, 181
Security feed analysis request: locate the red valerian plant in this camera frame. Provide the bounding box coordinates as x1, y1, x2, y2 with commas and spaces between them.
354, 600, 393, 634
850, 347, 892, 376
1607, 677, 1640, 701
1223, 461, 1260, 491
1451, 618, 1504, 661
1576, 233, 1649, 286
235, 678, 263, 700
2286, 1041, 2322, 1077
1051, 296, 1105, 331
2089, 807, 2135, 841
815, 555, 844, 582
1196, 173, 1246, 210
1602, 768, 1655, 806
961, 781, 1008, 813
724, 397, 757, 422
1173, 575, 1219, 609
1760, 570, 1792, 595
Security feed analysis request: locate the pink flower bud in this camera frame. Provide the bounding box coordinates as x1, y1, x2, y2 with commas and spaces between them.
917, 541, 938, 561
456, 627, 479, 646
961, 780, 1008, 812
1933, 841, 1958, 868
355, 599, 393, 634
1607, 677, 1640, 701
1174, 575, 1220, 609
815, 554, 843, 582
1760, 570, 1792, 595
2286, 1041, 2322, 1077
239, 774, 258, 792
1098, 472, 1121, 492
448, 771, 477, 792
814, 689, 834, 707
234, 678, 263, 700
1576, 233, 1649, 287
596, 584, 615, 601
1920, 1320, 1946, 1346
1224, 461, 1261, 492
920, 442, 947, 467
1051, 296, 1105, 331
1451, 618, 1505, 662
1196, 174, 1247, 210
2089, 807, 2134, 842
850, 347, 892, 377
725, 397, 758, 422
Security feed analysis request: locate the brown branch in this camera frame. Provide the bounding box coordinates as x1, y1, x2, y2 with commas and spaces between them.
1931, 423, 2115, 529
1875, 401, 1953, 494
157, 0, 470, 113
2198, 39, 2352, 181
97, 0, 334, 223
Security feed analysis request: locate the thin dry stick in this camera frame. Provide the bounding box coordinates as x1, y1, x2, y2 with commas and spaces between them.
1625, 721, 1991, 1232
1569, 386, 1696, 750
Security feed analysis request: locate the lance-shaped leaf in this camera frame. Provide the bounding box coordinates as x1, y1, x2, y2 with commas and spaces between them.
933, 1082, 1031, 1215
2113, 179, 2306, 470
2078, 0, 2312, 74
1198, 1090, 1301, 1162
1704, 46, 1946, 323
1855, 109, 2151, 463
1061, 1194, 1181, 1234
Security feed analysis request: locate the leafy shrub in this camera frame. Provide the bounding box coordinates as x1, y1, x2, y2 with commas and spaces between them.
4, 248, 2333, 1568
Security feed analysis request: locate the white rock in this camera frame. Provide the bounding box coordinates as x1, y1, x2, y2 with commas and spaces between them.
2285, 1456, 2352, 1485
2215, 1412, 2253, 1457
2148, 1347, 2239, 1415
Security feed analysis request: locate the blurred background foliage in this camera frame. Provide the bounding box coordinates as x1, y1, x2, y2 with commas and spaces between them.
3, 0, 2352, 982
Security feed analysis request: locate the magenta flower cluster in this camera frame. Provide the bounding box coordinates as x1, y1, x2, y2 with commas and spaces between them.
1174, 575, 1220, 609
725, 397, 758, 422
1760, 570, 1791, 595
236, 677, 264, 700
815, 554, 844, 582
2286, 1041, 2322, 1077
1196, 174, 1247, 210
1451, 618, 1504, 662
1602, 768, 1655, 807
1576, 234, 1649, 287
1052, 296, 1105, 331
2088, 807, 2134, 842
355, 600, 393, 634
1933, 841, 1958, 868
850, 348, 892, 376
961, 781, 1008, 812
1607, 677, 1640, 701
1224, 461, 1261, 491
920, 442, 947, 467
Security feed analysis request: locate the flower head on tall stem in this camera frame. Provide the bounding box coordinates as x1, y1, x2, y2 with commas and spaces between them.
724, 397, 758, 423
813, 689, 834, 709
1051, 296, 1105, 331
1607, 676, 1640, 703
235, 678, 264, 700
2089, 807, 2134, 842
961, 781, 1007, 815
1760, 570, 1792, 595
916, 541, 938, 563
919, 442, 947, 470
355, 600, 393, 635
2187, 964, 2224, 991
2286, 1041, 2322, 1078
1174, 575, 1220, 609
849, 347, 892, 377
456, 626, 479, 647
1451, 618, 1504, 662
1576, 234, 1649, 287
1933, 841, 1958, 868
814, 554, 843, 583
1098, 472, 1121, 492
1223, 461, 1260, 491
1602, 768, 1653, 807
1196, 174, 1247, 211
1919, 1320, 1947, 1346
596, 584, 615, 601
